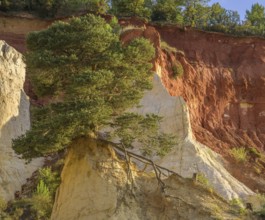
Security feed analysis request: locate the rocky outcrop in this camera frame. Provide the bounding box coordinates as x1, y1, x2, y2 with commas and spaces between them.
155, 26, 265, 154
0, 41, 42, 201
51, 137, 245, 220
151, 26, 265, 191
131, 73, 253, 200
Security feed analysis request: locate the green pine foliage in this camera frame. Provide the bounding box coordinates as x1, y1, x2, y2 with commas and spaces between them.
151, 0, 183, 23
0, 167, 60, 220
111, 0, 151, 18
38, 167, 60, 197
30, 180, 53, 219
0, 0, 109, 17
172, 61, 184, 78
109, 113, 177, 156
13, 14, 156, 159
1, 0, 265, 38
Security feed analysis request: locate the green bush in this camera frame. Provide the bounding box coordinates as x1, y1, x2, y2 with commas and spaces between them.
172, 61, 184, 78
0, 167, 60, 220
229, 147, 248, 162
30, 180, 52, 219
38, 167, 60, 197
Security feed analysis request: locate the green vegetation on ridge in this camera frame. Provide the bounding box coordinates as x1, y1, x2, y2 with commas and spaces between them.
1, 0, 265, 37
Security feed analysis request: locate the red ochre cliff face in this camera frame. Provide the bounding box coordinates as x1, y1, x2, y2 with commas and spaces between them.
155, 26, 265, 154
121, 23, 265, 155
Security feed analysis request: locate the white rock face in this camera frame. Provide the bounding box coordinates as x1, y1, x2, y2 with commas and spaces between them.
133, 73, 253, 200
0, 41, 42, 201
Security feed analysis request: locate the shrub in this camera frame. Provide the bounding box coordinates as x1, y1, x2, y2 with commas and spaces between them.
38, 167, 60, 197
229, 147, 248, 162
1, 167, 60, 220
31, 180, 52, 219
172, 61, 184, 78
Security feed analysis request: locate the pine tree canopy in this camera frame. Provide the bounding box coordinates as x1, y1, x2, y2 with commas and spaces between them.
13, 14, 157, 159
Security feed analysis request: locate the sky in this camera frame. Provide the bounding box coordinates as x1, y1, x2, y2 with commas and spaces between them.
209, 0, 265, 20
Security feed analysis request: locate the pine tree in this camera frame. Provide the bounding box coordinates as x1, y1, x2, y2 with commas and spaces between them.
151, 0, 183, 23
13, 14, 173, 159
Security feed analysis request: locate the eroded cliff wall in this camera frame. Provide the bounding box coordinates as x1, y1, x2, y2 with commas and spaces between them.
155, 26, 265, 154
0, 41, 42, 200
150, 26, 265, 191
0, 14, 263, 199
130, 73, 253, 200
51, 137, 245, 220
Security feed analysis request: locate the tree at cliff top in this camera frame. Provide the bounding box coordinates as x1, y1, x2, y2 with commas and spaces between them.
208, 3, 240, 27
245, 3, 265, 35
13, 14, 175, 159
183, 0, 210, 27
110, 0, 151, 18
0, 0, 109, 17
246, 3, 265, 27
151, 0, 183, 23
203, 3, 240, 33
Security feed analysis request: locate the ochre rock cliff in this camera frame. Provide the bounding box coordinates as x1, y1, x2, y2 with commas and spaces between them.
0, 41, 42, 200
51, 137, 245, 220
155, 26, 265, 153
154, 26, 265, 192
0, 14, 264, 197
119, 21, 265, 192
130, 73, 253, 200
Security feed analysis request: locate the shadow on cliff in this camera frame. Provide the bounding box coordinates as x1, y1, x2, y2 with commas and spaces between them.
0, 91, 30, 155
0, 90, 42, 200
